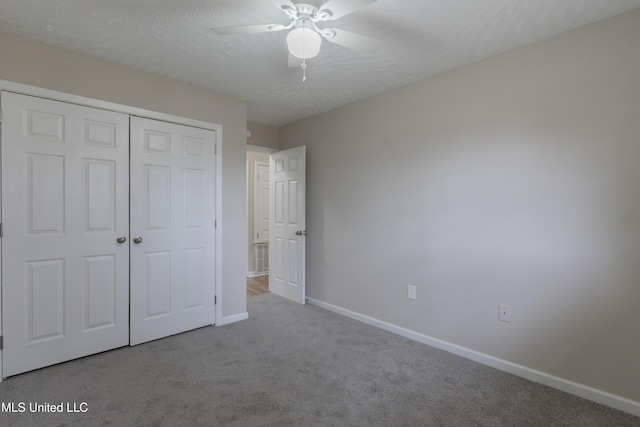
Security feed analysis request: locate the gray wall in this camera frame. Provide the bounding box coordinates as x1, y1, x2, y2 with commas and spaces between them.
279, 9, 640, 402
247, 121, 279, 149
0, 31, 248, 319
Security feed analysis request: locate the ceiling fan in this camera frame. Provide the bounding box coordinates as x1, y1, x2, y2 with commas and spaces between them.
211, 0, 379, 81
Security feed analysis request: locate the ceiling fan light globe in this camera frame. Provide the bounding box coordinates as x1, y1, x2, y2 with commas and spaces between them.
287, 27, 321, 59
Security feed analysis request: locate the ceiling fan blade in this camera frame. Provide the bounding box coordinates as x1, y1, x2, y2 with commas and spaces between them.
317, 0, 377, 20
288, 54, 302, 68
211, 23, 288, 36
321, 28, 378, 53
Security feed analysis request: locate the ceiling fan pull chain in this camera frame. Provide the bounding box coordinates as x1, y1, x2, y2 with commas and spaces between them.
301, 58, 307, 82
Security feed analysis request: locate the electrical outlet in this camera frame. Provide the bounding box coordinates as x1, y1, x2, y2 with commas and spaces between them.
498, 304, 511, 323
408, 285, 417, 300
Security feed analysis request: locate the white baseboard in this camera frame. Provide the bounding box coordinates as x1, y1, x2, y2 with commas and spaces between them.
218, 312, 249, 326
247, 272, 268, 278
307, 297, 640, 417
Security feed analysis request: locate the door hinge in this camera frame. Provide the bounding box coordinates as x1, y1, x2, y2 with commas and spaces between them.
0, 110, 3, 123
215, 296, 217, 305
214, 144, 217, 154
0, 336, 3, 350
215, 219, 217, 229
0, 222, 3, 238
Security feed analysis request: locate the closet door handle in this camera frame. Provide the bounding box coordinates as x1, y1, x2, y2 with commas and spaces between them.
133, 236, 143, 244
116, 236, 127, 244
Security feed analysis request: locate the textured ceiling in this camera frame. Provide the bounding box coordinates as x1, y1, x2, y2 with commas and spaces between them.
0, 0, 639, 126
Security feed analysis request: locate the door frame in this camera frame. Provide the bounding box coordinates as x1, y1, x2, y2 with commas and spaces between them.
253, 160, 269, 245
0, 79, 224, 381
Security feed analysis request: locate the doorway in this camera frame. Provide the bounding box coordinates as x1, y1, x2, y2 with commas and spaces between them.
246, 145, 276, 297
245, 144, 307, 304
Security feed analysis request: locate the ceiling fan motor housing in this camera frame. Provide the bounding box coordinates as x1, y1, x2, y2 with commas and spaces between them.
287, 4, 336, 40
292, 4, 319, 19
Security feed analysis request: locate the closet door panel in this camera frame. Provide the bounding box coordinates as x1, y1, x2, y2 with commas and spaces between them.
2, 92, 130, 377
130, 117, 216, 345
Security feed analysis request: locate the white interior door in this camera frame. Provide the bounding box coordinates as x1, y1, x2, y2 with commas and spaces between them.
130, 117, 216, 345
269, 146, 306, 304
1, 92, 130, 377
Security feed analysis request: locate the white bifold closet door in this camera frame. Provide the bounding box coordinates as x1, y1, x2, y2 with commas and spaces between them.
1, 93, 217, 377
1, 92, 130, 377
129, 117, 216, 345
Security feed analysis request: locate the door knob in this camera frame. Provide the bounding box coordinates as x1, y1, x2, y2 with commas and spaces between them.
133, 236, 143, 244
295, 230, 307, 236
116, 236, 127, 244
